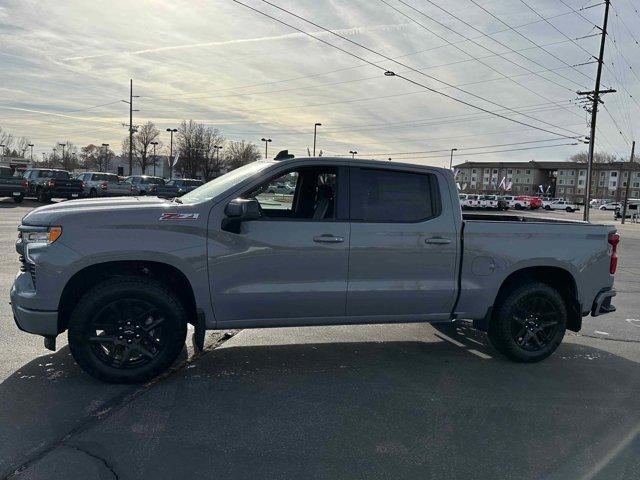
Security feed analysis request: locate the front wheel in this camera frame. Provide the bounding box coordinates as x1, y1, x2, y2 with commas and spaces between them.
488, 282, 566, 362
13, 195, 24, 203
36, 189, 49, 203
566, 207, 574, 212
68, 276, 188, 383
544, 205, 551, 210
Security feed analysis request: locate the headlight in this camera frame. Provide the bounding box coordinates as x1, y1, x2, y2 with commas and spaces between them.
19, 226, 62, 245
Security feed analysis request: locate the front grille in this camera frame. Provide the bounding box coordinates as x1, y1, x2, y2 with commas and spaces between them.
19, 255, 36, 287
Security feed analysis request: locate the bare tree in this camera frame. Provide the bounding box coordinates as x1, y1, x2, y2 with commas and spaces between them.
0, 127, 14, 154
53, 141, 79, 171
15, 137, 32, 158
201, 127, 225, 180
81, 144, 114, 172
133, 122, 161, 174
175, 120, 203, 178
224, 140, 261, 171
569, 151, 619, 163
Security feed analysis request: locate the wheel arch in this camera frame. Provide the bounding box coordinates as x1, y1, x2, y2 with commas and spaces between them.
58, 260, 197, 333
490, 266, 581, 332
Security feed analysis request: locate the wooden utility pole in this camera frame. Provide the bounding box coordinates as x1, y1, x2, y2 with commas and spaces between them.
580, 0, 612, 222
122, 79, 139, 176
621, 141, 635, 224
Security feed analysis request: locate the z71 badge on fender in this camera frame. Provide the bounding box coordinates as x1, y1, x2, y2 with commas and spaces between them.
158, 212, 200, 221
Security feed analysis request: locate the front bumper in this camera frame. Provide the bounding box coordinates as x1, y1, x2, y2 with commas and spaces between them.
591, 288, 616, 317
10, 272, 59, 336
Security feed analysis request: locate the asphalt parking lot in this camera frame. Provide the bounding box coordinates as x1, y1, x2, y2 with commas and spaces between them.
1, 198, 639, 480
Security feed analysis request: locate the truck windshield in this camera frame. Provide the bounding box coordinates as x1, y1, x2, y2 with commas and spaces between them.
179, 161, 272, 204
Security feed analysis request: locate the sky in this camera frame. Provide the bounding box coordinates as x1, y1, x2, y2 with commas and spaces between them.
1, 0, 640, 166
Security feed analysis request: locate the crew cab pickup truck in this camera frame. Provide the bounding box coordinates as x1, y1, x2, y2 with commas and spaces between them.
23, 168, 84, 202
11, 157, 619, 383
154, 178, 204, 198
0, 166, 27, 203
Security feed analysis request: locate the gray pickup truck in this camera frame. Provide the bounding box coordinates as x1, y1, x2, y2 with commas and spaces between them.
11, 157, 618, 383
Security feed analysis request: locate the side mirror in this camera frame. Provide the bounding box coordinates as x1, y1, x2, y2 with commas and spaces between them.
222, 198, 261, 233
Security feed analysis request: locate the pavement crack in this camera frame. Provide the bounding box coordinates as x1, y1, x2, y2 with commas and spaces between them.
578, 333, 640, 343
65, 445, 119, 480
2, 330, 238, 480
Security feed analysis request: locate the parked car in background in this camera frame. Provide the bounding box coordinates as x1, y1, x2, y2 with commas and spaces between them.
545, 200, 579, 212
154, 178, 204, 198
512, 196, 531, 210
528, 196, 542, 210
614, 203, 639, 220
267, 183, 295, 195
462, 194, 480, 209
11, 156, 619, 383
23, 168, 84, 203
479, 194, 499, 209
0, 166, 27, 203
76, 172, 131, 197
600, 202, 621, 211
542, 198, 564, 208
124, 175, 166, 196
497, 197, 509, 211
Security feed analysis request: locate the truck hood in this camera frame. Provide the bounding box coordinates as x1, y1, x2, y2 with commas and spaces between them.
22, 196, 172, 226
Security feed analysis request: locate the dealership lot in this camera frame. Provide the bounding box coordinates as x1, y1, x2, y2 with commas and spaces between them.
1, 198, 640, 479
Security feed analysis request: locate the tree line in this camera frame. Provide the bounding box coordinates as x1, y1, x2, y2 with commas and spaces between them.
1, 120, 263, 180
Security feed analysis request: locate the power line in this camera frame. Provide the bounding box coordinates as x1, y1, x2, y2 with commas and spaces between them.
231, 0, 580, 138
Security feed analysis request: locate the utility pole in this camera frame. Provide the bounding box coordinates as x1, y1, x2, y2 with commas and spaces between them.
580, 0, 612, 222
151, 141, 158, 176
122, 79, 139, 176
166, 128, 178, 179
101, 143, 109, 172
621, 140, 635, 224
313, 123, 321, 156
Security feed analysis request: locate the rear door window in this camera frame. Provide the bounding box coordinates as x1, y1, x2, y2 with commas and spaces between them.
350, 168, 440, 222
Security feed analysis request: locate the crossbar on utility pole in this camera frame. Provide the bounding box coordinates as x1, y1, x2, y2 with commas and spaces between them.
621, 140, 635, 224
581, 0, 611, 222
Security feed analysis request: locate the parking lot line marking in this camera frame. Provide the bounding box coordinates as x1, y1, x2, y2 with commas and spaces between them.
594, 330, 610, 335
625, 319, 640, 328
468, 349, 492, 359
434, 333, 465, 348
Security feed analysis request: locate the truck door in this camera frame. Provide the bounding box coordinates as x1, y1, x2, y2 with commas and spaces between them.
346, 167, 459, 320
208, 165, 350, 325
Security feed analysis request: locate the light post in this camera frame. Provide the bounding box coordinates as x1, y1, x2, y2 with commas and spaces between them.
0, 144, 5, 165
449, 148, 458, 169
213, 145, 222, 175
261, 138, 272, 160
349, 150, 357, 159
101, 143, 110, 172
166, 128, 178, 179
59, 143, 66, 161
28, 144, 34, 162
313, 123, 321, 156
150, 141, 158, 176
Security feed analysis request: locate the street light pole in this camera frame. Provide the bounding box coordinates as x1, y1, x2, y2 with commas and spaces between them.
313, 123, 321, 156
101, 143, 110, 172
261, 138, 272, 159
28, 144, 34, 162
349, 150, 357, 159
0, 144, 5, 166
59, 143, 66, 161
151, 141, 158, 176
166, 128, 178, 179
449, 148, 458, 169
621, 140, 635, 224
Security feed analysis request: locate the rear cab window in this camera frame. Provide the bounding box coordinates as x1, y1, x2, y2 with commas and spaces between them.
350, 167, 440, 222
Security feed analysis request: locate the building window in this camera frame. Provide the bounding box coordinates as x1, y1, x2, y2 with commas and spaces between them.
579, 170, 585, 175
558, 187, 565, 194
559, 179, 564, 185
611, 171, 618, 177
526, 169, 531, 174
622, 182, 626, 187
492, 169, 498, 174
601, 172, 606, 177
507, 169, 512, 174
634, 182, 640, 188
578, 179, 584, 185
569, 179, 574, 185
559, 170, 564, 175
612, 181, 617, 187
524, 186, 529, 192
484, 169, 490, 174
516, 169, 521, 174
472, 169, 476, 174
599, 181, 604, 187
570, 170, 575, 175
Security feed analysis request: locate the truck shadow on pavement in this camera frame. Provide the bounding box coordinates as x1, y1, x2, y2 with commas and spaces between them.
4, 325, 639, 480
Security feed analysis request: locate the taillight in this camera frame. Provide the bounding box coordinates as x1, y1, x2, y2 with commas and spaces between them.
81, 181, 86, 189
608, 233, 620, 274
48, 180, 55, 187
21, 180, 28, 188
100, 181, 108, 189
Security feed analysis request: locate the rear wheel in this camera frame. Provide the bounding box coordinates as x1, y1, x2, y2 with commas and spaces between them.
544, 205, 551, 210
13, 195, 24, 203
488, 282, 566, 362
89, 188, 97, 198
566, 207, 573, 212
68, 276, 187, 383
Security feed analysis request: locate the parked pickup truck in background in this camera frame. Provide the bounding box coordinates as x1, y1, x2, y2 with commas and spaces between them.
0, 166, 27, 203
124, 175, 165, 196
76, 172, 132, 197
11, 157, 618, 383
154, 178, 204, 198
23, 168, 85, 203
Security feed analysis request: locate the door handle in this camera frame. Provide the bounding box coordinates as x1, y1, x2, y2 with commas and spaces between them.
313, 234, 345, 243
425, 237, 452, 245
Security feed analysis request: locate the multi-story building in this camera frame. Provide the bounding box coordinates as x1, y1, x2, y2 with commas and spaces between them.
454, 160, 640, 203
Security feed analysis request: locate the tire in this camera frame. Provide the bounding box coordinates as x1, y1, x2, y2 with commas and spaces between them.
36, 188, 49, 203
487, 282, 566, 363
68, 276, 188, 384
139, 190, 147, 196
89, 188, 97, 198
515, 204, 522, 210
13, 195, 24, 203
544, 205, 551, 210
566, 207, 573, 212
